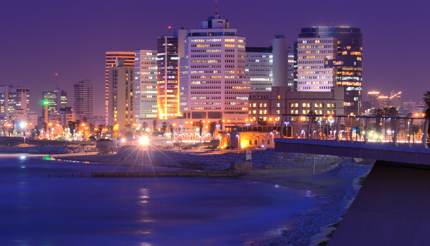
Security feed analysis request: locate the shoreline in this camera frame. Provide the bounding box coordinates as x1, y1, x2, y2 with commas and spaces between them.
5, 148, 373, 245
50, 149, 373, 246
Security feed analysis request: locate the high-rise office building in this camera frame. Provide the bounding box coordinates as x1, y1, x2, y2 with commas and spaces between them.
108, 59, 134, 133
59, 106, 74, 126
73, 80, 94, 122
297, 36, 336, 92
245, 47, 273, 92
182, 14, 249, 125
42, 89, 68, 122
0, 85, 30, 121
297, 26, 363, 115
104, 51, 135, 124
134, 50, 158, 122
157, 35, 181, 120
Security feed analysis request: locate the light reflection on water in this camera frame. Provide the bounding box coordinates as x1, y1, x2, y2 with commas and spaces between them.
0, 158, 316, 245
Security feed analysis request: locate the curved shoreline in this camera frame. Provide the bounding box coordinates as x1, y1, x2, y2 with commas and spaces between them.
27, 149, 373, 245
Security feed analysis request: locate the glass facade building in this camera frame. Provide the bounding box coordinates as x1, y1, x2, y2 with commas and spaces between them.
298, 26, 363, 116
245, 47, 273, 92
134, 50, 158, 121
104, 52, 135, 125
157, 35, 181, 120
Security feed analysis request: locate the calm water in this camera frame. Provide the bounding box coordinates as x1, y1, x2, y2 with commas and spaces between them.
0, 158, 315, 245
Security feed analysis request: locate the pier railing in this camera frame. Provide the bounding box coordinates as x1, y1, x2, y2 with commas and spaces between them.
237, 114, 429, 147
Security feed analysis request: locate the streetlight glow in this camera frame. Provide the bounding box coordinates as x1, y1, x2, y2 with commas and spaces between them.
18, 121, 28, 130
138, 135, 150, 147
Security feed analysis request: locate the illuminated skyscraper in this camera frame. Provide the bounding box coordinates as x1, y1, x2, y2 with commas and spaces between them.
73, 80, 94, 122
134, 50, 158, 122
41, 89, 68, 122
108, 60, 134, 133
297, 26, 363, 115
287, 45, 297, 89
182, 14, 249, 125
104, 51, 135, 124
245, 47, 273, 92
0, 85, 30, 121
157, 35, 181, 120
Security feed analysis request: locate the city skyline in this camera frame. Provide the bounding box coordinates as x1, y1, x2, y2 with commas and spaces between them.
1, 0, 429, 114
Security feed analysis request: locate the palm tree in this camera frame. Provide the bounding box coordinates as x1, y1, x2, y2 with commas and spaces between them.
374, 108, 384, 133
424, 92, 430, 118
383, 107, 399, 143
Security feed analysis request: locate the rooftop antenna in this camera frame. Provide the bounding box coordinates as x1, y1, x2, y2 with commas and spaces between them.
54, 72, 60, 89
214, 0, 219, 16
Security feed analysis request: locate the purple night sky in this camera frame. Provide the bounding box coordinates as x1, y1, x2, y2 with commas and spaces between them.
0, 0, 429, 115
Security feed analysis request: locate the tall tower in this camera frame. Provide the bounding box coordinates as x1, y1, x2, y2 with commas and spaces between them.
108, 60, 134, 133
298, 26, 363, 115
156, 34, 181, 120
0, 85, 30, 121
73, 80, 94, 122
134, 50, 158, 122
272, 35, 289, 87
182, 14, 249, 125
104, 51, 135, 125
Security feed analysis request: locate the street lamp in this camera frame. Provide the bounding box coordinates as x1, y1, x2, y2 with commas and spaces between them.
18, 121, 28, 143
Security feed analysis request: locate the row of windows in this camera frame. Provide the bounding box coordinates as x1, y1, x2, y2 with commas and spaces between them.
290, 109, 335, 115
190, 86, 222, 90
191, 54, 222, 58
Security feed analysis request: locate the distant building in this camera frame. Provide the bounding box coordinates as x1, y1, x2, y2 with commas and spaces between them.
104, 51, 135, 124
59, 106, 75, 126
245, 47, 273, 92
42, 88, 68, 123
297, 26, 363, 116
400, 101, 420, 116
364, 90, 402, 114
0, 85, 31, 122
108, 59, 134, 133
134, 50, 158, 122
73, 80, 94, 122
182, 14, 249, 125
157, 35, 181, 120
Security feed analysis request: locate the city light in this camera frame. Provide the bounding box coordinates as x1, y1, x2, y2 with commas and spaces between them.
18, 121, 28, 130
138, 135, 150, 147
0, 5, 429, 246
41, 99, 49, 106
120, 138, 127, 144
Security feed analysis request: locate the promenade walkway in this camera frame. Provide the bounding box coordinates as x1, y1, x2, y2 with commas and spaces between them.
275, 139, 430, 166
